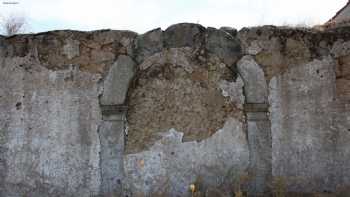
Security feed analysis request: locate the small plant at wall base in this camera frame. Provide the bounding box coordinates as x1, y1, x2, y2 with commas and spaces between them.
223, 166, 251, 197
272, 176, 286, 197
190, 183, 196, 197
234, 173, 250, 197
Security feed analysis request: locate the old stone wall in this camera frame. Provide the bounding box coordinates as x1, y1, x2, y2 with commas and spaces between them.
0, 24, 349, 197
239, 26, 350, 194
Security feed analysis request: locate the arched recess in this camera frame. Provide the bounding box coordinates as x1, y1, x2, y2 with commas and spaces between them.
97, 23, 251, 196
99, 55, 136, 196
237, 55, 272, 195
122, 47, 249, 196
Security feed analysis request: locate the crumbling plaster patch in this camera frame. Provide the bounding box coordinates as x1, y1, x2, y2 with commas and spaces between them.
123, 118, 249, 197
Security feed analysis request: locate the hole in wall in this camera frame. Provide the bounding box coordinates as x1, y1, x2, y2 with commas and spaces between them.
15, 102, 22, 110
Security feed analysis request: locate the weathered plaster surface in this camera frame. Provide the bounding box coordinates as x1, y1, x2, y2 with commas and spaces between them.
0, 24, 350, 197
123, 118, 249, 197
240, 26, 350, 195
99, 120, 125, 196
269, 57, 340, 192
0, 56, 102, 196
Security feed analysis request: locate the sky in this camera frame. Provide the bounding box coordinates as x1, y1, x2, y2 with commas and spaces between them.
0, 0, 348, 34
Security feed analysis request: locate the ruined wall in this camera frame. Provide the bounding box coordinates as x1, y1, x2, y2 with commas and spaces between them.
0, 24, 349, 197
239, 26, 350, 194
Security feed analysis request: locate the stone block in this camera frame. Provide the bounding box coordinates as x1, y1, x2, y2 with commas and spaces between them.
164, 23, 206, 48
123, 118, 249, 197
99, 120, 125, 196
237, 55, 268, 103
247, 118, 272, 194
100, 55, 135, 105
206, 27, 241, 67
134, 28, 163, 64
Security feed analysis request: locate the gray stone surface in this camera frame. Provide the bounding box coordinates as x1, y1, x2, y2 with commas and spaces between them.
237, 55, 268, 103
0, 57, 102, 196
246, 40, 262, 55
206, 27, 241, 67
99, 120, 125, 196
246, 112, 271, 195
134, 28, 163, 64
123, 118, 249, 197
164, 23, 206, 48
219, 26, 237, 37
237, 54, 271, 195
0, 24, 350, 197
331, 40, 350, 58
244, 103, 269, 113
333, 100, 350, 189
100, 55, 136, 105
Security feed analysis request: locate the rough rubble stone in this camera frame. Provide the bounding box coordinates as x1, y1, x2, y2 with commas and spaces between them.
219, 26, 238, 37
246, 40, 262, 55
331, 40, 350, 58
218, 76, 245, 109
164, 23, 206, 48
335, 55, 350, 100
134, 28, 163, 64
100, 55, 136, 105
206, 27, 241, 67
126, 47, 244, 154
1, 30, 137, 74
238, 26, 319, 81
0, 36, 5, 57
62, 38, 80, 59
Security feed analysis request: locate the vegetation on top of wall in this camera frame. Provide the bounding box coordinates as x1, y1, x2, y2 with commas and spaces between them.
0, 14, 27, 36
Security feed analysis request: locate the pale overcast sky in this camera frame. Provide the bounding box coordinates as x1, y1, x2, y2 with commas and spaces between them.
0, 0, 348, 33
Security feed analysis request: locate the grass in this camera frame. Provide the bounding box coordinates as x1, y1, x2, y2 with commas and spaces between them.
272, 176, 286, 197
